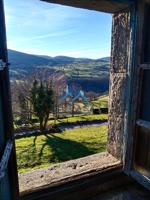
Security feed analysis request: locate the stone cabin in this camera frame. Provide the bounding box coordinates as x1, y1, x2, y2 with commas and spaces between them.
1, 0, 150, 199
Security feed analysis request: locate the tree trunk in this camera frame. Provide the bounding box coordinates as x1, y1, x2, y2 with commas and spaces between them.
43, 113, 49, 130
39, 118, 44, 131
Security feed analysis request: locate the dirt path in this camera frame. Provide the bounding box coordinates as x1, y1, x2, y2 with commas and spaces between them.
59, 121, 108, 130
15, 121, 108, 138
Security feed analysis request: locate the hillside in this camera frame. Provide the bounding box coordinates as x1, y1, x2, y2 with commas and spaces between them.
8, 49, 110, 93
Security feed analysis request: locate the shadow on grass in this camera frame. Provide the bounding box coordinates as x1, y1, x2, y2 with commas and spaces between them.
16, 129, 107, 171
33, 135, 38, 148
39, 134, 95, 163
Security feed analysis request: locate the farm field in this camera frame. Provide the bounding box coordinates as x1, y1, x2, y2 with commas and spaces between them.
92, 94, 109, 108
52, 61, 109, 79
9, 49, 110, 81
16, 125, 108, 173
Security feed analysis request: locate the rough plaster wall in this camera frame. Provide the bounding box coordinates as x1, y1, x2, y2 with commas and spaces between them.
108, 11, 130, 160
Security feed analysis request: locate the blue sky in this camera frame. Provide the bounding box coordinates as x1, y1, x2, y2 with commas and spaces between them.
4, 0, 112, 59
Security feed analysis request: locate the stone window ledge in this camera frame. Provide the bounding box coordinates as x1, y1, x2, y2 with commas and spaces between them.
19, 152, 120, 194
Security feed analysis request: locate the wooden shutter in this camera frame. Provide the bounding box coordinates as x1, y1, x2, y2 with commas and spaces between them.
124, 1, 150, 190
0, 0, 19, 199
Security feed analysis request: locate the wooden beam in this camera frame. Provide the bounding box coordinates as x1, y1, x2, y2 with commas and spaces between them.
41, 0, 133, 13
0, 0, 7, 62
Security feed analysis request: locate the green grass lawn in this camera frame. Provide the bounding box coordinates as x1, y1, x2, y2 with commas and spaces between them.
92, 95, 109, 108
53, 114, 108, 125
16, 125, 108, 173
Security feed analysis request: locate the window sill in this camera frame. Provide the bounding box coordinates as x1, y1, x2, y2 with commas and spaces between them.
19, 152, 120, 194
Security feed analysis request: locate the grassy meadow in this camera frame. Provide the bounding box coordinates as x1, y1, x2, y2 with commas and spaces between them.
49, 114, 108, 125
16, 125, 108, 173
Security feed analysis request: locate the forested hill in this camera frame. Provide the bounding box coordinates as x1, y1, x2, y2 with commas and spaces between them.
8, 49, 110, 67
8, 49, 110, 93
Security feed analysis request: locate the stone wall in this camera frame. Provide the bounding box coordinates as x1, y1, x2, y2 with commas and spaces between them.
108, 11, 130, 160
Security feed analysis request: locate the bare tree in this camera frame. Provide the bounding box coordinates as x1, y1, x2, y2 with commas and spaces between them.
51, 70, 67, 120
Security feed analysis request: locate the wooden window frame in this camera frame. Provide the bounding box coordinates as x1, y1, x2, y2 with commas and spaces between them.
3, 0, 150, 199
0, 3, 131, 200
124, 0, 150, 191
0, 0, 19, 199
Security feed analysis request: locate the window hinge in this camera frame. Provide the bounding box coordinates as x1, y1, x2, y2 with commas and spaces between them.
0, 60, 7, 71
0, 140, 13, 181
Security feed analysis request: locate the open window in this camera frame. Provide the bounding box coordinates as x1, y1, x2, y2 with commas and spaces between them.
1, 0, 150, 199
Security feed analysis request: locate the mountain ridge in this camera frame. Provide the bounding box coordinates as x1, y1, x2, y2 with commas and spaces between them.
8, 49, 110, 65
8, 49, 110, 93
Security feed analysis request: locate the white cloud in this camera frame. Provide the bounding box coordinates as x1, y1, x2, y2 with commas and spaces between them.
18, 29, 77, 42
5, 0, 85, 29
5, 0, 111, 59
